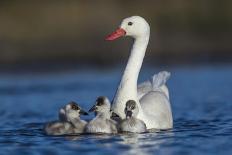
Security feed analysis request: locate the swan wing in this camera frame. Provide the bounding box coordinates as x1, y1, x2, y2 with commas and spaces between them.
139, 91, 173, 129
138, 71, 170, 99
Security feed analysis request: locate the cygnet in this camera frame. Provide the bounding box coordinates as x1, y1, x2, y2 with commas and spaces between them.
119, 100, 147, 133
85, 96, 117, 134
44, 101, 88, 135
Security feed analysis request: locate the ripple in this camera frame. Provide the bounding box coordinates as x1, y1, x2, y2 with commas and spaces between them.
1, 66, 232, 155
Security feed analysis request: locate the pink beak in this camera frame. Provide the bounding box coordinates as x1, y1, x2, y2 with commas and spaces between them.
105, 28, 126, 41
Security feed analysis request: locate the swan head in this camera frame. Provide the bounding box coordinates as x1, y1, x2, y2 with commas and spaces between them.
89, 96, 111, 114
124, 100, 139, 118
65, 101, 88, 121
106, 16, 150, 40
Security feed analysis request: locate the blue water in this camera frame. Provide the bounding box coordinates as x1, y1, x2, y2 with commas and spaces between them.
0, 65, 232, 155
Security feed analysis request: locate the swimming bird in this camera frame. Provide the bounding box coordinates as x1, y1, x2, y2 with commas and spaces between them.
44, 101, 88, 135
119, 100, 147, 133
106, 16, 173, 129
85, 96, 117, 134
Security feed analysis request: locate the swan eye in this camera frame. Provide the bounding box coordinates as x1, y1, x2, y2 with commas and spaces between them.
128, 22, 133, 26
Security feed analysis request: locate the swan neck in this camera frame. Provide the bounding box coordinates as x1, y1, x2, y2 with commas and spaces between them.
120, 35, 149, 96
112, 34, 149, 118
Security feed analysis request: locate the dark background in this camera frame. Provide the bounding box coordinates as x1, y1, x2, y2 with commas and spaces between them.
0, 0, 231, 68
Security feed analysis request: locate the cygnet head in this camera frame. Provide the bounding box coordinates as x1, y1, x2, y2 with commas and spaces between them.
106, 16, 150, 41
65, 101, 88, 121
124, 100, 139, 119
89, 96, 111, 114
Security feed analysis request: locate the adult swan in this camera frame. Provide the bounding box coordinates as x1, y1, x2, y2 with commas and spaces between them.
106, 16, 173, 129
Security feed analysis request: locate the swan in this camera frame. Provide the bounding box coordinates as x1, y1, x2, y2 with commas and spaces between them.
106, 16, 173, 129
119, 100, 147, 133
85, 96, 118, 134
44, 101, 88, 135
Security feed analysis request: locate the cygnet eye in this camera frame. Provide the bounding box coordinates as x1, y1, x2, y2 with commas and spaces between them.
71, 104, 79, 110
97, 102, 103, 106
128, 22, 133, 26
131, 105, 135, 110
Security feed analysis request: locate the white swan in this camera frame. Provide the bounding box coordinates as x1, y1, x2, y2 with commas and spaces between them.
106, 16, 173, 129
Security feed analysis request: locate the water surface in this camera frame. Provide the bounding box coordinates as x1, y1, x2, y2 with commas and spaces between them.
0, 65, 232, 155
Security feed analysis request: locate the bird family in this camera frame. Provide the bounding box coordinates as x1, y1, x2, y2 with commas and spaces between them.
45, 15, 173, 135
44, 96, 147, 135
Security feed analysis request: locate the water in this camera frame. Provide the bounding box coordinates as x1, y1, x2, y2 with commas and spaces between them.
0, 65, 232, 155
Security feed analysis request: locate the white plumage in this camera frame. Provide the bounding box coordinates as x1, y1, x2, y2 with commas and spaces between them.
106, 16, 173, 129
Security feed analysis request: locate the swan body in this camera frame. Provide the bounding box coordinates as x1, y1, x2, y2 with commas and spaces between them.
85, 96, 118, 134
119, 100, 147, 133
106, 16, 173, 129
44, 102, 88, 135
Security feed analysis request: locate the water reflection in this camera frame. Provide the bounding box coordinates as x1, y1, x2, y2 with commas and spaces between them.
119, 131, 175, 155
120, 133, 139, 144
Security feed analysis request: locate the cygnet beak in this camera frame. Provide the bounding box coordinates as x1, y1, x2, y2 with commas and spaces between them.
89, 105, 97, 112
126, 111, 132, 118
111, 111, 120, 118
79, 109, 88, 115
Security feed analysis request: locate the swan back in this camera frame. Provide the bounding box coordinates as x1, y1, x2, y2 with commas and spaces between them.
138, 71, 171, 99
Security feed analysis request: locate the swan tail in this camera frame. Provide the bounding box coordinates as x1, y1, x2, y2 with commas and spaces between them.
150, 71, 171, 99
150, 71, 171, 88
138, 71, 171, 100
